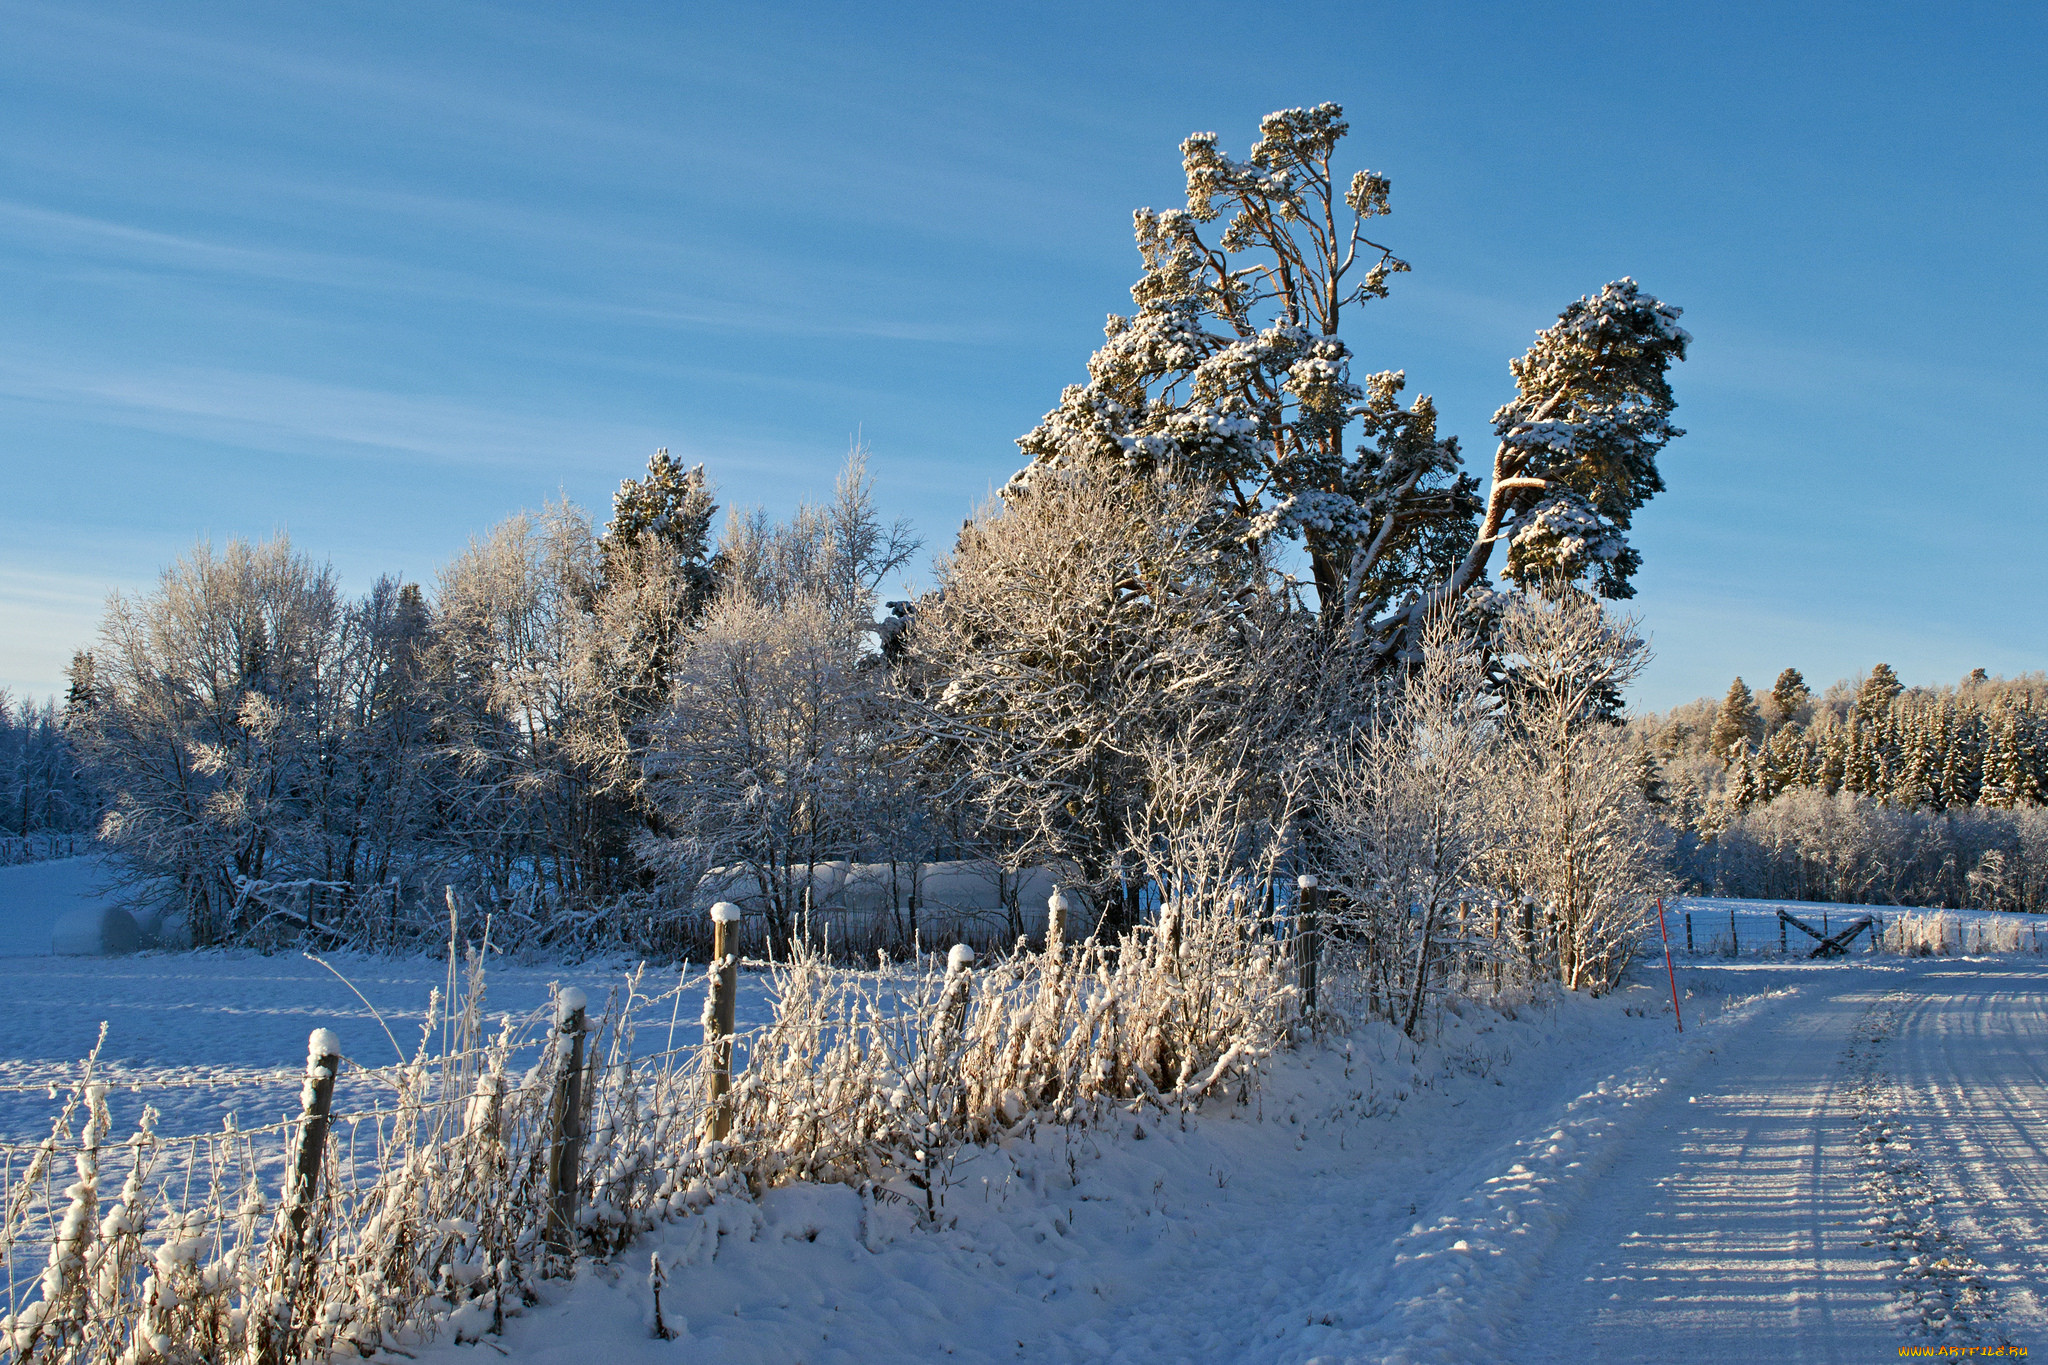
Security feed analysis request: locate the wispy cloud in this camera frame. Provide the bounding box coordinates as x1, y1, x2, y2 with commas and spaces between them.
0, 355, 666, 468
0, 198, 1013, 346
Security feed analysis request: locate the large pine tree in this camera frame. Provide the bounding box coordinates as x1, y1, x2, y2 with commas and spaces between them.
1008, 104, 1688, 666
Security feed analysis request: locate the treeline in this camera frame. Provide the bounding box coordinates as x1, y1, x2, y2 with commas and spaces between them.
0, 692, 96, 837
66, 450, 928, 953
65, 447, 1669, 1002
1637, 665, 2048, 909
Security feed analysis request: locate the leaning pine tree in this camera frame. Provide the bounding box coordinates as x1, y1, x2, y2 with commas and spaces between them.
1009, 103, 1691, 659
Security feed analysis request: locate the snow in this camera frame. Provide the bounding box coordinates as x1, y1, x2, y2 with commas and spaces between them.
5, 885, 2045, 1360
388, 953, 2047, 1363
0, 950, 775, 1146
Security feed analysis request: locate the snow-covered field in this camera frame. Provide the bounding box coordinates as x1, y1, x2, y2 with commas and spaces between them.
0, 857, 775, 1145
5, 857, 2046, 1361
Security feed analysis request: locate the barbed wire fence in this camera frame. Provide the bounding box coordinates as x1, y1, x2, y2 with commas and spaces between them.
0, 886, 1302, 1364
0, 937, 803, 1364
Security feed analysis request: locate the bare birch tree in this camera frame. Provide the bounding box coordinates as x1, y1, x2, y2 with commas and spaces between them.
1318, 607, 1496, 1033
1484, 592, 1669, 993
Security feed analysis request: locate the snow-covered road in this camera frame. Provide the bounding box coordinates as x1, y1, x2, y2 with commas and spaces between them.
1493, 959, 2044, 1362
1500, 970, 1894, 1362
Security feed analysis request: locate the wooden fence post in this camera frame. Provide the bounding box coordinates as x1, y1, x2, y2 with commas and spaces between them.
705, 901, 741, 1141
1729, 907, 1739, 957
547, 988, 588, 1256
1490, 901, 1502, 992
287, 1028, 341, 1245
261, 1029, 340, 1365
1296, 875, 1320, 1018
1780, 914, 1787, 954
1049, 887, 1076, 948
1686, 911, 1694, 954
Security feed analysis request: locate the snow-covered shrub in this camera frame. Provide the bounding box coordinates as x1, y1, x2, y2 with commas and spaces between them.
1319, 607, 1497, 1034
718, 898, 1290, 1224
1480, 593, 1672, 994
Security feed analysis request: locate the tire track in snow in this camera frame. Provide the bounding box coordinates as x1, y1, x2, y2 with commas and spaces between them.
1861, 963, 2048, 1345
1489, 973, 1893, 1365
1846, 987, 2003, 1344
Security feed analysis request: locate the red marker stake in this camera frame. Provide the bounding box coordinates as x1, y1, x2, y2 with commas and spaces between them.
1657, 898, 1684, 1033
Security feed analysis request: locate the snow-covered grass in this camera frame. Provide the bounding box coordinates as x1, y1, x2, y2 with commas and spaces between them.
1671, 895, 2043, 958
9, 853, 2048, 1362
0, 899, 1290, 1361
400, 956, 2048, 1363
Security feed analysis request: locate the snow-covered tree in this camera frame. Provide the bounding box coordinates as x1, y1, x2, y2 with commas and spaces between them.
1765, 667, 1811, 730
1858, 663, 1905, 716
79, 536, 348, 942
428, 502, 628, 915
1709, 677, 1763, 761
1007, 104, 1688, 665
1484, 593, 1668, 994
639, 591, 878, 947
0, 692, 93, 837
903, 467, 1317, 918
1318, 607, 1496, 1033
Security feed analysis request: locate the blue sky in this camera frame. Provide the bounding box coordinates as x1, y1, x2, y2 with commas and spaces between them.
1, 0, 2041, 710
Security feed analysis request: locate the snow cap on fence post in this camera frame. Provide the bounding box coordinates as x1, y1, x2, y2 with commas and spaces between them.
1297, 874, 1317, 890
285, 1027, 342, 1256
946, 943, 975, 976
1049, 887, 1077, 942
705, 900, 741, 1142
555, 986, 588, 1031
